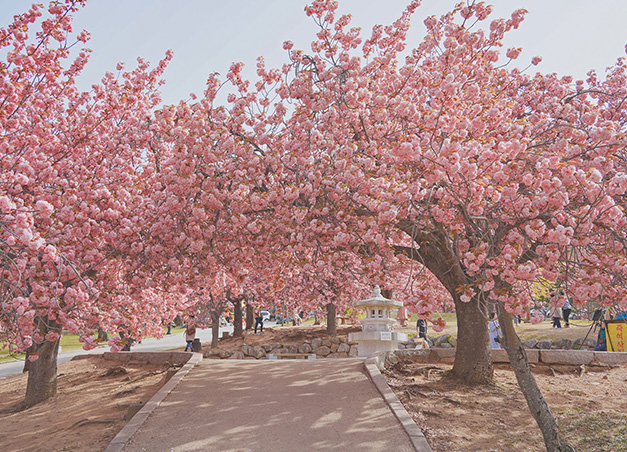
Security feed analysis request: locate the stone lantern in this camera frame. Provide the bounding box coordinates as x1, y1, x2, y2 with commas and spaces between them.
348, 286, 408, 357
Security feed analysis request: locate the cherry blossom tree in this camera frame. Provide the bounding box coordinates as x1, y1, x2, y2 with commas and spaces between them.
263, 1, 627, 450
0, 0, 174, 407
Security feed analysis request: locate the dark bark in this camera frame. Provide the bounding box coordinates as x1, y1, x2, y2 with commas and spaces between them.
97, 327, 108, 342
22, 318, 61, 409
232, 298, 243, 337
314, 312, 321, 325
119, 330, 133, 351
326, 302, 337, 335
211, 311, 220, 349
452, 297, 494, 384
245, 302, 254, 330
497, 306, 575, 452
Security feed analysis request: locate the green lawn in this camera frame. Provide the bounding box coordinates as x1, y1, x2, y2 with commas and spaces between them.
399, 312, 597, 343
0, 325, 187, 363
0, 333, 86, 363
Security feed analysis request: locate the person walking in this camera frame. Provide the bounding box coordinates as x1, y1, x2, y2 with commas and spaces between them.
488, 312, 502, 349
254, 311, 264, 334
184, 316, 196, 352
561, 291, 572, 328
548, 304, 562, 328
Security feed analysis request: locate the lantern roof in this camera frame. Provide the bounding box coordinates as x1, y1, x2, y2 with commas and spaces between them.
355, 285, 403, 308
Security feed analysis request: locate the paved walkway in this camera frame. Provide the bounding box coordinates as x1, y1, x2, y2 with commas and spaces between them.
118, 358, 416, 452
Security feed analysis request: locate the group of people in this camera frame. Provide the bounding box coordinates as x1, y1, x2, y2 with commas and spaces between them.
181, 310, 267, 351
546, 290, 573, 328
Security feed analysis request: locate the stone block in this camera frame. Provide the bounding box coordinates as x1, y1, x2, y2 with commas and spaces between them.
524, 349, 539, 364
393, 349, 431, 363
537, 340, 553, 349
540, 350, 594, 365
337, 342, 350, 353
299, 343, 313, 354
523, 339, 538, 349
203, 350, 221, 359
431, 348, 456, 363
253, 346, 266, 359
555, 338, 574, 350
311, 338, 323, 349
433, 334, 451, 346
593, 351, 627, 366
348, 346, 358, 357
330, 343, 339, 353
491, 349, 509, 363
228, 351, 245, 360
240, 345, 254, 356
314, 346, 332, 356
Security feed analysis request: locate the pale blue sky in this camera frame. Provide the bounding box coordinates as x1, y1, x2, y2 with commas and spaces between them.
2, 1, 626, 105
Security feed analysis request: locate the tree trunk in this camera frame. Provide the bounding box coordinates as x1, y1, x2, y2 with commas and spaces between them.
326, 302, 337, 335
97, 327, 108, 342
497, 306, 575, 452
452, 297, 494, 385
22, 318, 61, 409
394, 227, 494, 385
246, 302, 254, 330
233, 299, 243, 337
211, 311, 220, 349
119, 330, 133, 351
314, 312, 321, 325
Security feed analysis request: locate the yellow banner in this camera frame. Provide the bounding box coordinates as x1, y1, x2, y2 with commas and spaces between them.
607, 321, 626, 352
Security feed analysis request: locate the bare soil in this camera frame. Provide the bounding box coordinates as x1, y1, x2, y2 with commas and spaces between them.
383, 360, 627, 452
0, 356, 178, 452
1, 325, 626, 452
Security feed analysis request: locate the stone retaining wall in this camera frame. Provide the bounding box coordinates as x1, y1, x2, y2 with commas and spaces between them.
398, 334, 600, 351
101, 351, 193, 366
203, 336, 358, 360
382, 348, 627, 367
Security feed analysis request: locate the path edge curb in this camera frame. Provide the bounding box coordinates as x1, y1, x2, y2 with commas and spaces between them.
364, 352, 433, 452
105, 352, 203, 452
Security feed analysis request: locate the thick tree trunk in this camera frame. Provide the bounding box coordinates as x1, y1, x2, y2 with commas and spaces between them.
326, 302, 337, 335
211, 311, 220, 349
498, 307, 575, 452
451, 297, 494, 385
233, 299, 243, 337
245, 302, 254, 330
22, 318, 61, 409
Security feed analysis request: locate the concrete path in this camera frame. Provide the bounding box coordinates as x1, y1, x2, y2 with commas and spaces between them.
120, 358, 416, 452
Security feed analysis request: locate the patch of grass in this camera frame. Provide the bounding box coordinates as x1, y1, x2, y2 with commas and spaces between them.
561, 409, 627, 452
1, 332, 92, 363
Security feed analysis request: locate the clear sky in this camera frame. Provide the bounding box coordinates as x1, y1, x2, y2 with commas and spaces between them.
2, 1, 627, 105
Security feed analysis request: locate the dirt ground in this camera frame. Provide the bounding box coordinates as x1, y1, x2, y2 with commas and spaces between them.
1, 325, 626, 452
0, 356, 180, 452
383, 360, 627, 452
